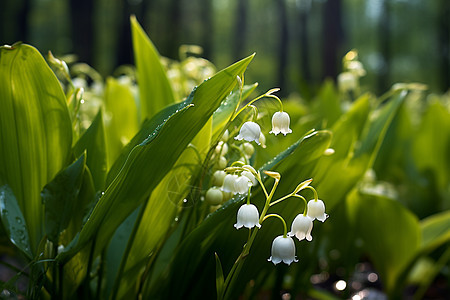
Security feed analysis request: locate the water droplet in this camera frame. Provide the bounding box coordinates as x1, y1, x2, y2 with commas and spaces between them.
183, 199, 188, 203
174, 217, 179, 222
15, 217, 22, 224
80, 99, 85, 104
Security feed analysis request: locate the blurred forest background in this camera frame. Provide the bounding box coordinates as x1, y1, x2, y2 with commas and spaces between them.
1, 0, 449, 97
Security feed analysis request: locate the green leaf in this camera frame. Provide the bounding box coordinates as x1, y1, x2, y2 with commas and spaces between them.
41, 154, 86, 243
103, 77, 139, 169
131, 15, 176, 121
346, 190, 420, 295
215, 253, 225, 300
413, 99, 450, 190
58, 54, 254, 263
113, 118, 213, 299
420, 210, 450, 254
212, 83, 258, 140
0, 185, 33, 259
73, 111, 107, 191
0, 43, 72, 254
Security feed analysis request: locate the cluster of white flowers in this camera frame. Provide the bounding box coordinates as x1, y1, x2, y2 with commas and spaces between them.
337, 49, 366, 94
233, 173, 328, 266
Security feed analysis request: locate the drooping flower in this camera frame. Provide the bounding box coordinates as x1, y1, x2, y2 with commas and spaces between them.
288, 214, 313, 241
222, 174, 238, 193
307, 199, 329, 222
234, 204, 261, 229
234, 176, 251, 194
241, 171, 257, 187
235, 122, 261, 144
268, 235, 298, 265
270, 111, 292, 136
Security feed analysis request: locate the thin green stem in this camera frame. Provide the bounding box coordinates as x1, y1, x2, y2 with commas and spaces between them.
246, 186, 252, 205
231, 88, 281, 121
263, 214, 287, 237
292, 194, 308, 216
304, 186, 318, 201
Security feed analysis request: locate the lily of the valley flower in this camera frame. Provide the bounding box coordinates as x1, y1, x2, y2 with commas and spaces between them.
235, 176, 251, 194
222, 174, 238, 193
288, 214, 313, 241
235, 121, 261, 145
270, 111, 292, 136
307, 199, 329, 222
234, 204, 261, 229
241, 170, 257, 186
268, 235, 298, 265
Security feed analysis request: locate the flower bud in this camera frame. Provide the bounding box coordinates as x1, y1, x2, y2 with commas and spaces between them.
212, 170, 227, 186
205, 187, 223, 205
242, 142, 255, 157
217, 156, 227, 169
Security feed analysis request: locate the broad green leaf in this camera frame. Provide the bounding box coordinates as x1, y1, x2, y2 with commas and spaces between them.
114, 117, 213, 299
212, 83, 258, 139
0, 185, 32, 259
144, 130, 332, 299
58, 54, 254, 263
420, 210, 450, 253
215, 253, 225, 300
354, 90, 406, 166
412, 100, 450, 190
106, 98, 191, 186
73, 111, 107, 191
312, 79, 342, 127
0, 43, 72, 254
41, 154, 86, 243
131, 15, 176, 121
346, 190, 420, 295
103, 77, 139, 169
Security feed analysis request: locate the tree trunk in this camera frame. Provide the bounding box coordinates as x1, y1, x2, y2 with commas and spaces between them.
276, 0, 289, 95
322, 0, 344, 81
378, 0, 391, 93
70, 0, 94, 64
232, 0, 248, 61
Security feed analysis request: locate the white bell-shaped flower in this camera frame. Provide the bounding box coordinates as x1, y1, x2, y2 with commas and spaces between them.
241, 171, 257, 186
222, 174, 238, 193
288, 214, 313, 241
268, 235, 298, 265
235, 122, 261, 145
307, 199, 329, 222
235, 176, 251, 194
234, 204, 261, 229
270, 111, 292, 136
338, 72, 357, 92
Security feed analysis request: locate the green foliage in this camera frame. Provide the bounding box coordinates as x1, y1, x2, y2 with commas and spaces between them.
0, 18, 449, 300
